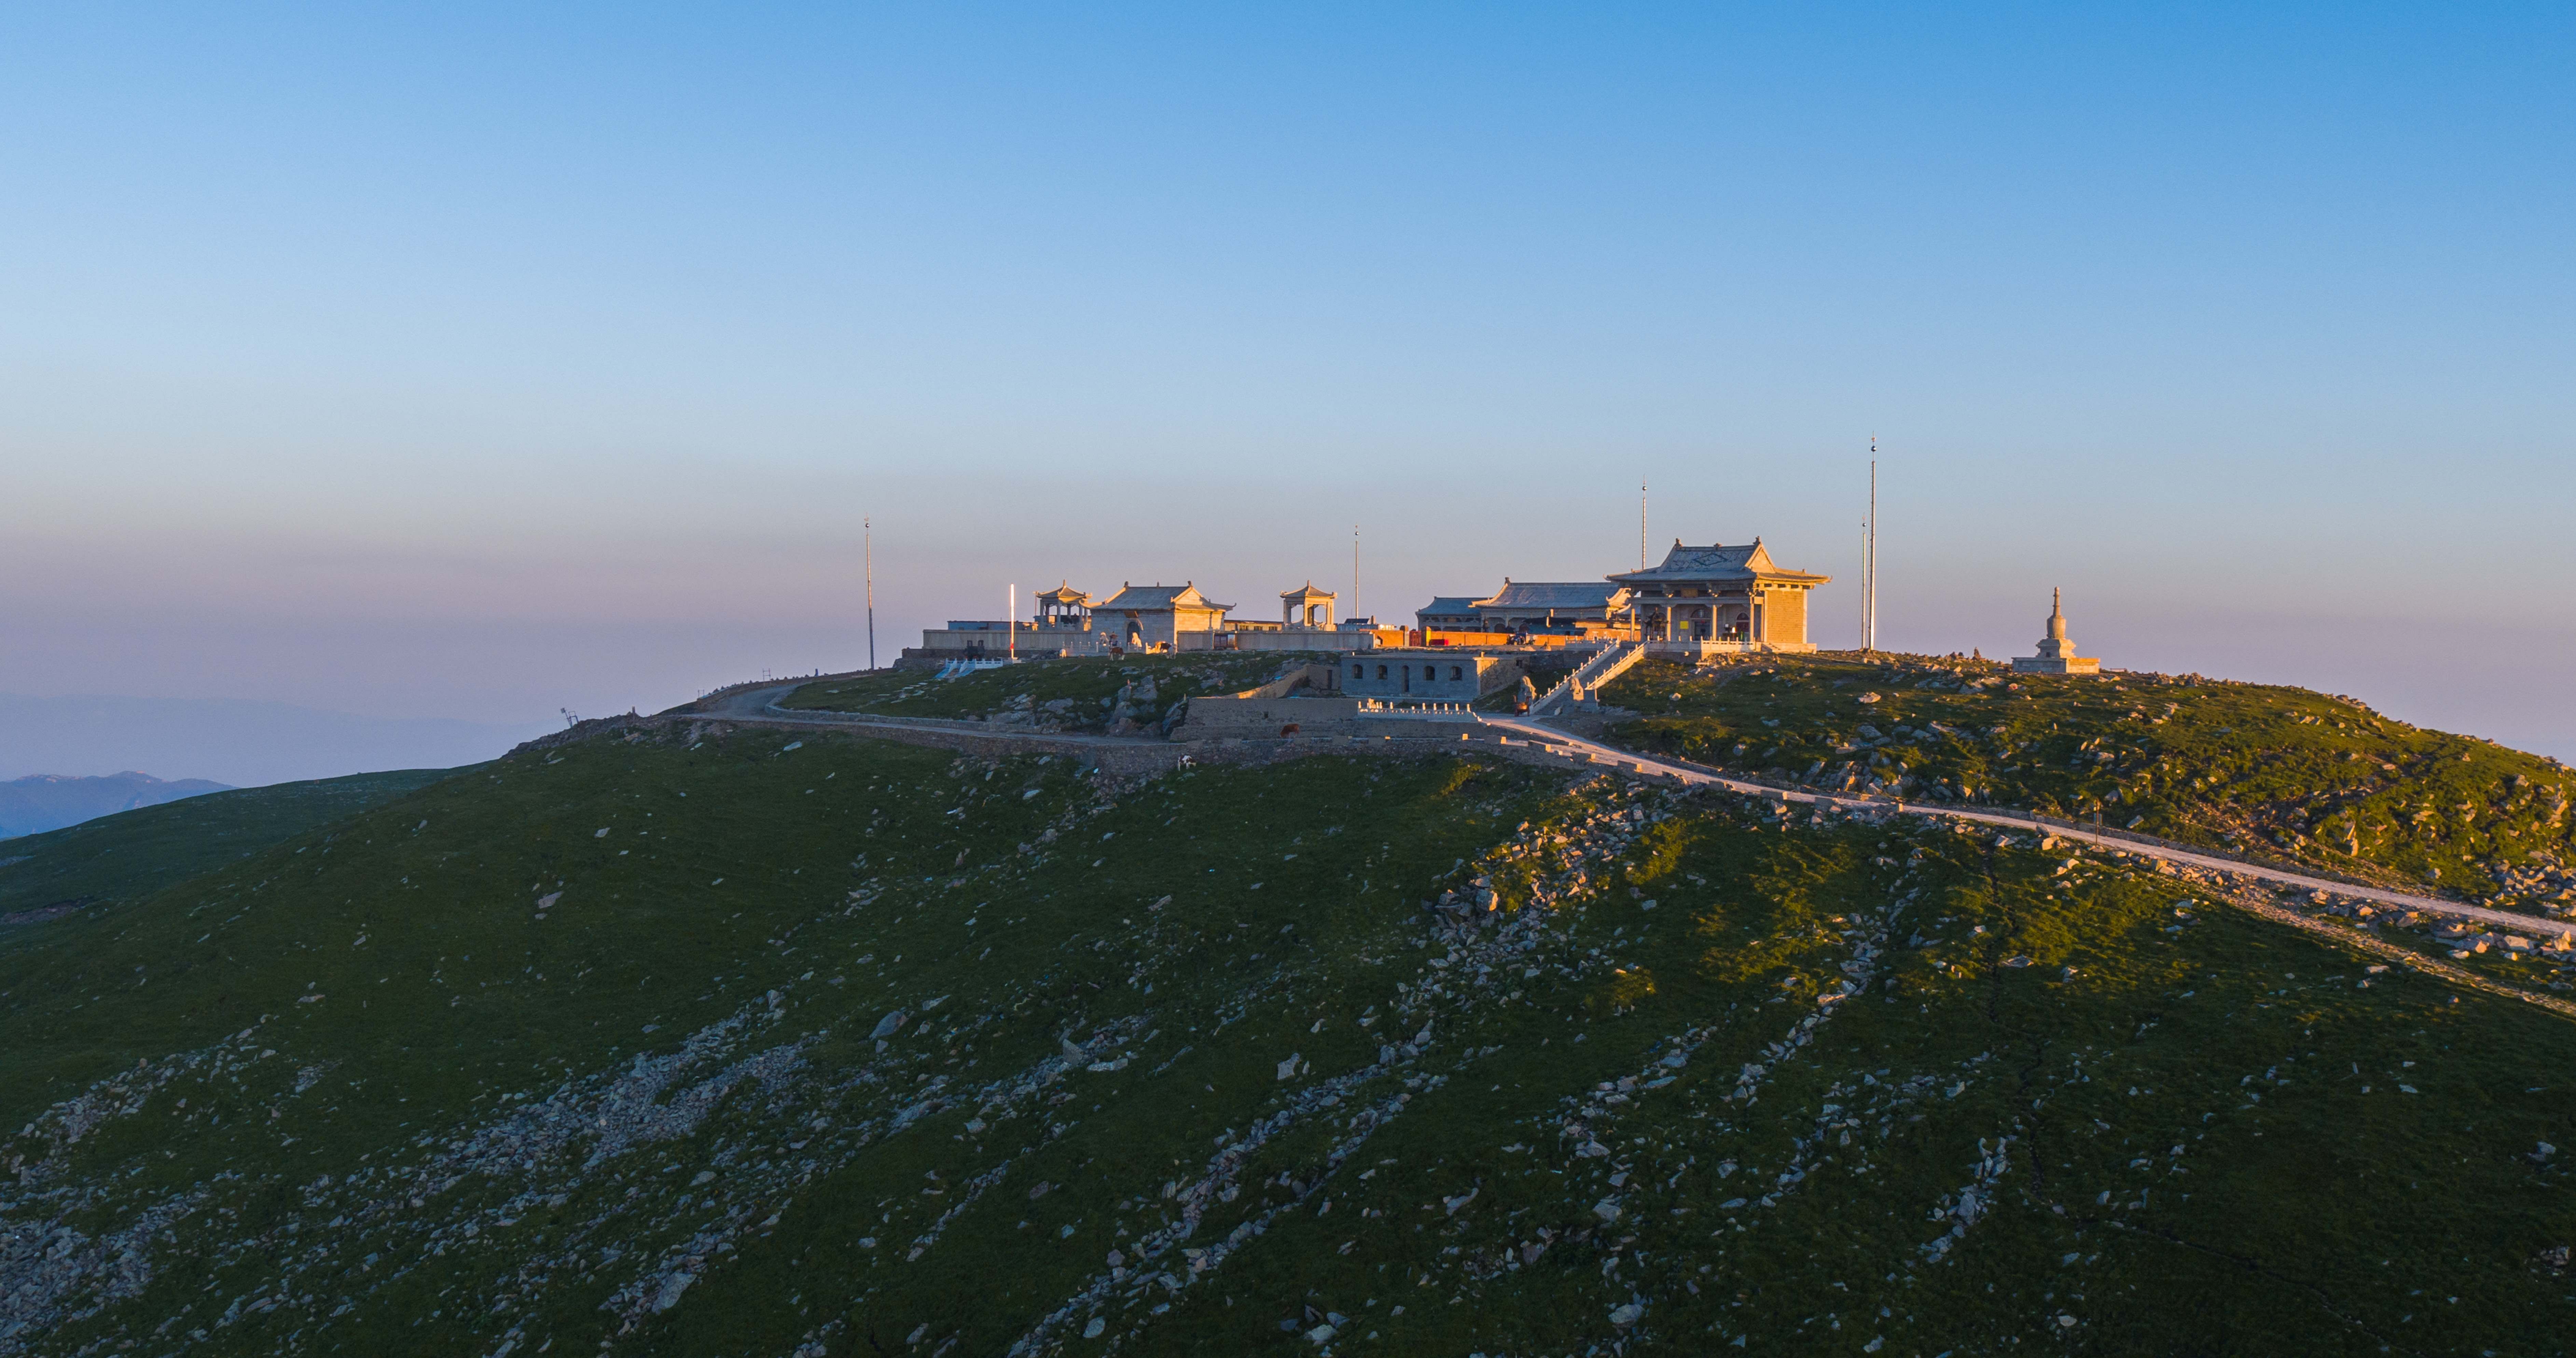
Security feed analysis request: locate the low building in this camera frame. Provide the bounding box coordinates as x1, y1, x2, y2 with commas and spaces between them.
1610, 539, 1828, 654
1413, 581, 1633, 639
2011, 590, 2101, 675
1094, 582, 1233, 651
906, 580, 1109, 663
1416, 596, 1485, 632
1340, 650, 1520, 703
908, 618, 1108, 660
1226, 629, 1380, 654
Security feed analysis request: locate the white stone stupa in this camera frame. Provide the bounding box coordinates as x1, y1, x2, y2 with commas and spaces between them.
2011, 588, 2101, 675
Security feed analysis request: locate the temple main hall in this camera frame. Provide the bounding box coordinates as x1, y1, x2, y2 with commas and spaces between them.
1611, 540, 1830, 654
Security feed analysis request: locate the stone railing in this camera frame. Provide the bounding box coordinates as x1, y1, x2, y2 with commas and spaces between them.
1355, 700, 1483, 720
1584, 641, 1647, 693
1531, 641, 1643, 717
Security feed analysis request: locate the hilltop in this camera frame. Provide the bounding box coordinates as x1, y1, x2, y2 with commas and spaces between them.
0, 658, 2571, 1356
757, 649, 2576, 926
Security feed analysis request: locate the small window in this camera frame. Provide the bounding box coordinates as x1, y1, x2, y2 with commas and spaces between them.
1450, 665, 1463, 680
1376, 664, 1388, 680
1351, 664, 1363, 677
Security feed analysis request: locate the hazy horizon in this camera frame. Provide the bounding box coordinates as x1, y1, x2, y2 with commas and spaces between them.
4, 4, 2568, 770
0, 692, 551, 788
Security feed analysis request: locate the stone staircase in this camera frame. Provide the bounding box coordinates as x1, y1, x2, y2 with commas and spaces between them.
1530, 641, 1645, 717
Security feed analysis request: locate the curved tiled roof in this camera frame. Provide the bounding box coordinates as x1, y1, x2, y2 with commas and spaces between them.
1608, 539, 1829, 586
1096, 583, 1233, 612
1479, 580, 1630, 610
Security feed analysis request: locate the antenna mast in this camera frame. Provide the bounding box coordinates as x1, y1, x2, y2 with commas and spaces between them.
864, 516, 877, 671
1008, 583, 1016, 664
1640, 477, 1648, 570
1353, 524, 1360, 626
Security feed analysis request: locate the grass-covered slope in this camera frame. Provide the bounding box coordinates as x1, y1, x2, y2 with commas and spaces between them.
3, 727, 2573, 1357
0, 769, 460, 923
1601, 654, 2576, 910
770, 653, 1310, 730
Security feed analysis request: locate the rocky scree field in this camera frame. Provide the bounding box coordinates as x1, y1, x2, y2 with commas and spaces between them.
1, 723, 2573, 1357
1600, 655, 2576, 911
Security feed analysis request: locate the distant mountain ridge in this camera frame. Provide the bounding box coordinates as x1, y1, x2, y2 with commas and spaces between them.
0, 771, 233, 839
0, 692, 554, 789
0, 768, 454, 916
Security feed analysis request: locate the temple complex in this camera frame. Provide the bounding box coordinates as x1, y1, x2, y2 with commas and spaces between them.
2011, 589, 2101, 675
904, 529, 1844, 669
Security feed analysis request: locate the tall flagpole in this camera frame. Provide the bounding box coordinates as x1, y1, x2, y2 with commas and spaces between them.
1865, 440, 1879, 653
864, 516, 877, 671
1353, 524, 1360, 625
1640, 477, 1648, 570
1008, 583, 1016, 663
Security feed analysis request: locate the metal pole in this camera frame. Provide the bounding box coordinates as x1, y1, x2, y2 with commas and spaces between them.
864, 517, 877, 671
1008, 583, 1016, 663
1866, 447, 1878, 653
1353, 524, 1360, 627
1640, 477, 1647, 570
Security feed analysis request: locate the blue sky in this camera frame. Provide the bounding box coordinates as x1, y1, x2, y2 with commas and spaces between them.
3, 3, 2572, 774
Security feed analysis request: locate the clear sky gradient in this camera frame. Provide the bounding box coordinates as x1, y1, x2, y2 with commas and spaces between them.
4, 3, 2571, 776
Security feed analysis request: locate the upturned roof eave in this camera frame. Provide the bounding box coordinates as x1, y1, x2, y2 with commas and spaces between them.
1607, 565, 1831, 586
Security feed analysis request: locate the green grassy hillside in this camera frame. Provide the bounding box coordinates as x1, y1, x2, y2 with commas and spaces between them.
769, 653, 1312, 730
1600, 654, 2576, 911
2, 723, 2572, 1357
0, 768, 461, 924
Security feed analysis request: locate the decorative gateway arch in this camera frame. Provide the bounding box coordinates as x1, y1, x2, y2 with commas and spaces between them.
1609, 538, 1829, 655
